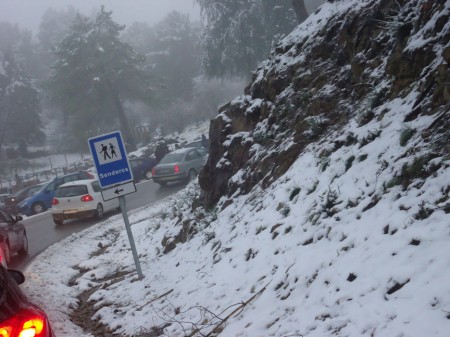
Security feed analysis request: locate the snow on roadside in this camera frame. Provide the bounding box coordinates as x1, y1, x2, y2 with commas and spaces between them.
22, 96, 450, 336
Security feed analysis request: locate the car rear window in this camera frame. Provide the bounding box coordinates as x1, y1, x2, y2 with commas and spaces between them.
160, 153, 184, 164
26, 184, 44, 196
55, 185, 88, 197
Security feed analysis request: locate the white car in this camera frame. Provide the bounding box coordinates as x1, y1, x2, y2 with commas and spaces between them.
51, 179, 119, 225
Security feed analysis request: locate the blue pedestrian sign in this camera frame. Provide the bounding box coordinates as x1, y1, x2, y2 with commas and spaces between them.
88, 131, 133, 188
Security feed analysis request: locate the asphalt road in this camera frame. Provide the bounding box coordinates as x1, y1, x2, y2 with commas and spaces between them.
9, 179, 185, 271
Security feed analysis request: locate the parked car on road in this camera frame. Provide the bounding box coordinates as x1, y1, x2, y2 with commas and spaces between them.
152, 147, 208, 186
0, 208, 28, 266
0, 265, 55, 337
0, 187, 12, 195
0, 193, 12, 207
3, 183, 44, 214
51, 179, 119, 225
182, 136, 208, 150
129, 156, 157, 182
16, 171, 95, 216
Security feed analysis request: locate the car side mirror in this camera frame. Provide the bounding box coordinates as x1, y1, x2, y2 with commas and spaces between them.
8, 269, 25, 285
15, 215, 23, 222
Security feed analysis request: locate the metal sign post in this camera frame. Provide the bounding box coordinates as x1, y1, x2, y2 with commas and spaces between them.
119, 195, 144, 280
88, 131, 143, 279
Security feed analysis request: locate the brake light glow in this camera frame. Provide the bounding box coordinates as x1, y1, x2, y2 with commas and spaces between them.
80, 194, 94, 202
174, 165, 180, 173
152, 168, 155, 176
51, 198, 59, 206
0, 308, 47, 337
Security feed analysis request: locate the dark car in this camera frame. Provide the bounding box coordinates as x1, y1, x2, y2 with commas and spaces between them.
16, 171, 94, 216
152, 147, 208, 186
0, 209, 28, 267
3, 184, 44, 214
182, 137, 208, 150
129, 156, 158, 182
0, 187, 12, 195
0, 194, 12, 208
0, 265, 55, 337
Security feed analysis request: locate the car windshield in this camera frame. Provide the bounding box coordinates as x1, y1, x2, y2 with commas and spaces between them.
55, 185, 88, 197
160, 153, 184, 164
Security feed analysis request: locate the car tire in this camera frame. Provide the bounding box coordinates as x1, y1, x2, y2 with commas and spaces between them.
145, 170, 153, 180
18, 233, 28, 256
96, 203, 104, 219
53, 218, 64, 226
31, 202, 46, 215
188, 169, 197, 182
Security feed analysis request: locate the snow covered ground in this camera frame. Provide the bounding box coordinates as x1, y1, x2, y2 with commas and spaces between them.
22, 97, 450, 336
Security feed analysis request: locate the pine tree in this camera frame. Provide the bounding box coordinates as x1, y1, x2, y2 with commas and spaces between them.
48, 6, 153, 151
196, 0, 301, 78
0, 49, 45, 150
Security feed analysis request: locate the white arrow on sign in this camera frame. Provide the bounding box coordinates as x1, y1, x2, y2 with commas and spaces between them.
101, 181, 136, 201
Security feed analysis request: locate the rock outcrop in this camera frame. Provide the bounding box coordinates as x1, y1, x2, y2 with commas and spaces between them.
199, 0, 449, 208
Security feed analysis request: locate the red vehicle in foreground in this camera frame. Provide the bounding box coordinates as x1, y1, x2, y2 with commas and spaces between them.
0, 265, 54, 337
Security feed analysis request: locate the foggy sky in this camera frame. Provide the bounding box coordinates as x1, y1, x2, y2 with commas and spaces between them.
0, 0, 200, 33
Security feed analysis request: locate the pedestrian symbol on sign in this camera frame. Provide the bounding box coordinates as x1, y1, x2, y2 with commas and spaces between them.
109, 143, 118, 158
100, 144, 111, 160
94, 137, 123, 165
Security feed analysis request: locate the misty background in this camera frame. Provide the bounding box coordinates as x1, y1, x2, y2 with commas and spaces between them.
0, 0, 325, 184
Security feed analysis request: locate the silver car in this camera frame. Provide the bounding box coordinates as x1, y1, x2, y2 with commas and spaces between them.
152, 147, 208, 186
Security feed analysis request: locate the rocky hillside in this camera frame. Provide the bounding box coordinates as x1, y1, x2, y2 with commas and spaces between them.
199, 0, 449, 207
23, 1, 449, 337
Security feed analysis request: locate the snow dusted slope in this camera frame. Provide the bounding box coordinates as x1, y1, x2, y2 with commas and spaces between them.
23, 0, 449, 336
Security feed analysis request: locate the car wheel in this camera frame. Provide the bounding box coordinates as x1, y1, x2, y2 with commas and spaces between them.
1, 243, 10, 266
31, 202, 46, 215
96, 203, 104, 219
53, 218, 64, 226
145, 170, 153, 180
18, 233, 28, 256
188, 169, 197, 182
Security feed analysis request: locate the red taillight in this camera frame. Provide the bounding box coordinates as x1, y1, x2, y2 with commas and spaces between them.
86, 172, 95, 179
152, 167, 155, 176
174, 165, 180, 173
51, 198, 59, 206
80, 194, 94, 202
0, 308, 47, 337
